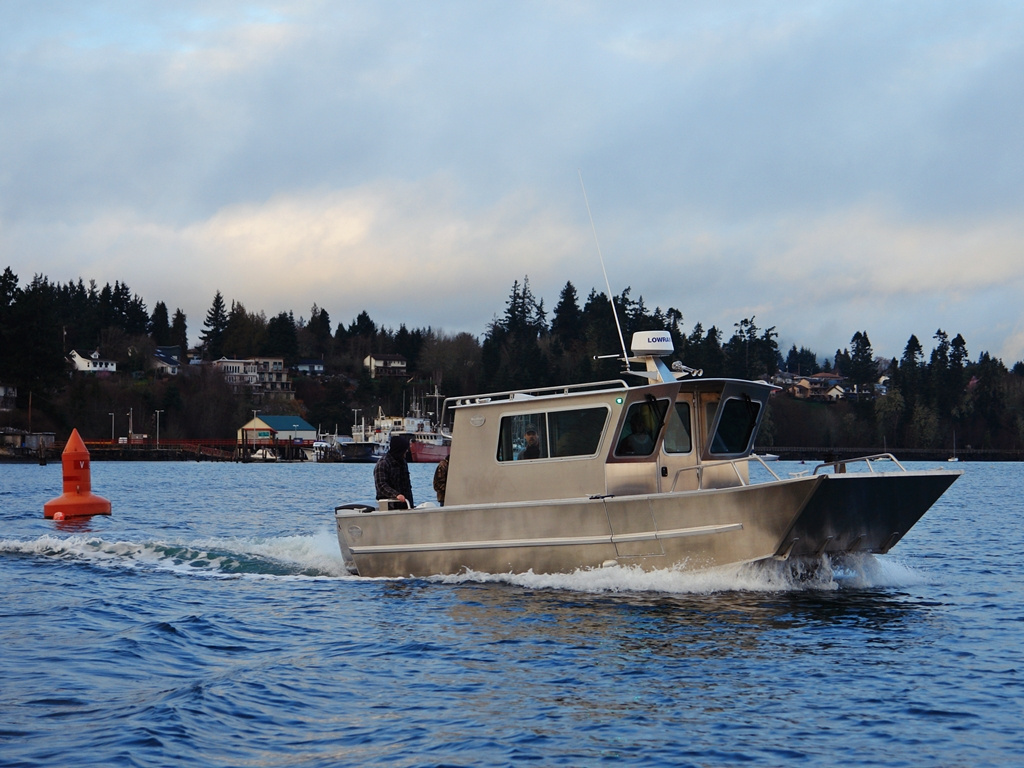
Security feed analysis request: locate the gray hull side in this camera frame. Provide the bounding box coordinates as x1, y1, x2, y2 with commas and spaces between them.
336, 477, 824, 578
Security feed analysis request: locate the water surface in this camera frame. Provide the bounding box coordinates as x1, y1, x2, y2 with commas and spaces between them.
1, 460, 1021, 766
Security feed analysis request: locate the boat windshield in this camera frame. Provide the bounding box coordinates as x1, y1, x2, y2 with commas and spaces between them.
615, 399, 668, 457
709, 396, 761, 455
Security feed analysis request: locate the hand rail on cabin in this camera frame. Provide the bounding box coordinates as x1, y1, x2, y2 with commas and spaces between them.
445, 379, 629, 408
811, 453, 907, 475
665, 453, 909, 492
666, 454, 782, 492
439, 379, 631, 434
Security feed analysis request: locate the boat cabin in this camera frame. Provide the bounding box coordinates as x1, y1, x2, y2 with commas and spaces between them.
440, 334, 776, 508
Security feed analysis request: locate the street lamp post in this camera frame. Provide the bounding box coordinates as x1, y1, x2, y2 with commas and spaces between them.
127, 408, 133, 445
109, 412, 114, 444
154, 410, 164, 448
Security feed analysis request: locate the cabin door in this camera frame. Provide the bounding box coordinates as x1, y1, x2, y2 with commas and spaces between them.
658, 395, 699, 493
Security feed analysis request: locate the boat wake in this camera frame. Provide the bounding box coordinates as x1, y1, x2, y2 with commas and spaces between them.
431, 553, 930, 595
0, 529, 354, 579
3, 531, 928, 593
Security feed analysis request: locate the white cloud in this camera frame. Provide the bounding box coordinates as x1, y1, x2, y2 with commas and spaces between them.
2, 1, 1024, 364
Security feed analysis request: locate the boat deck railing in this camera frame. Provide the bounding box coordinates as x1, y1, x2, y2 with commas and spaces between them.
441, 380, 630, 432
811, 453, 907, 474
445, 379, 629, 408
667, 452, 909, 491
665, 455, 778, 491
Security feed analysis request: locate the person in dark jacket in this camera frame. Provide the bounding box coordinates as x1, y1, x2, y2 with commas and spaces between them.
374, 434, 414, 507
433, 455, 449, 505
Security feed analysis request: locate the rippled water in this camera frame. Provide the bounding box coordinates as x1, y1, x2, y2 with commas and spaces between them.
1, 459, 1022, 766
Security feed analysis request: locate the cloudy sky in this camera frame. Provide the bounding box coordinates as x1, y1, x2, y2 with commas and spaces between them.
3, 1, 1023, 364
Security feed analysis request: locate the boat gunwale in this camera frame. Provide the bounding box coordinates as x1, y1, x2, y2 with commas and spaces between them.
335, 464, 962, 522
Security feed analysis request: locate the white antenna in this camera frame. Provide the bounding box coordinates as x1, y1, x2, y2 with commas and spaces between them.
578, 170, 629, 363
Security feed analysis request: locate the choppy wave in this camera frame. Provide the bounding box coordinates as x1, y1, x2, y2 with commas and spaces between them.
3, 529, 929, 593
433, 552, 930, 594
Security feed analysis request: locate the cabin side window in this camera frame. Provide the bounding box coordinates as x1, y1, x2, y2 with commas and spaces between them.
497, 413, 548, 462
548, 407, 608, 458
663, 401, 692, 454
708, 396, 761, 455
496, 407, 609, 462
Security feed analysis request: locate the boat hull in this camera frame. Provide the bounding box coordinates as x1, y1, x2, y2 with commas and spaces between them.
339, 442, 379, 463
335, 469, 959, 577
773, 469, 959, 557
409, 441, 450, 463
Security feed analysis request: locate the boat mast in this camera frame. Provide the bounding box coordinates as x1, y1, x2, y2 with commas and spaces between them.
579, 170, 629, 365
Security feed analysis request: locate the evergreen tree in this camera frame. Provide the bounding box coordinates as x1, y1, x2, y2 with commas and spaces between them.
579, 288, 623, 379
724, 317, 779, 379
8, 275, 66, 393
948, 333, 969, 421
222, 301, 266, 358
117, 282, 149, 335
341, 310, 379, 365
264, 311, 298, 361
480, 277, 548, 390
305, 304, 333, 358
895, 334, 924, 411
171, 309, 189, 358
0, 267, 20, 387
550, 281, 583, 340
393, 324, 425, 373
97, 283, 116, 332
549, 281, 588, 383
848, 331, 876, 396
149, 302, 171, 346
784, 345, 820, 375
199, 290, 228, 359
685, 323, 725, 377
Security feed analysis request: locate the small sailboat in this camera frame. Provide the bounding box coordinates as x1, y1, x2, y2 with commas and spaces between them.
948, 432, 959, 462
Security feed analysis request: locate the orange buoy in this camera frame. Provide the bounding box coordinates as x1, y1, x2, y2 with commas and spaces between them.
43, 429, 111, 518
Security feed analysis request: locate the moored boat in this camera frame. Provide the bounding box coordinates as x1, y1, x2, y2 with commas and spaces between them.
334, 331, 960, 578
352, 402, 450, 463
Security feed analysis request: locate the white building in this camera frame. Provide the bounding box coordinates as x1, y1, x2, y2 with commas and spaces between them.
69, 349, 117, 374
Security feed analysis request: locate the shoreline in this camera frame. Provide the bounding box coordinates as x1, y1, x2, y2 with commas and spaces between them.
4, 446, 1022, 464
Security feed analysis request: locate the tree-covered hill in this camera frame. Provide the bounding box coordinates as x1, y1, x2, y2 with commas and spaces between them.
2, 265, 1022, 450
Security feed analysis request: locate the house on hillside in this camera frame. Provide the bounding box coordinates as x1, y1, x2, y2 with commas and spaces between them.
152, 346, 181, 377
253, 357, 294, 401
295, 358, 325, 376
69, 349, 117, 375
210, 356, 295, 401
213, 358, 258, 394
790, 372, 846, 402
363, 353, 407, 379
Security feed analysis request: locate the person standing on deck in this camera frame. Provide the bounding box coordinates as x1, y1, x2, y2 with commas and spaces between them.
433, 455, 449, 505
374, 434, 414, 507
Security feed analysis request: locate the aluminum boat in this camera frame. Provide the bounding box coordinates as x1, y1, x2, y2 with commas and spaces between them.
334, 331, 960, 577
